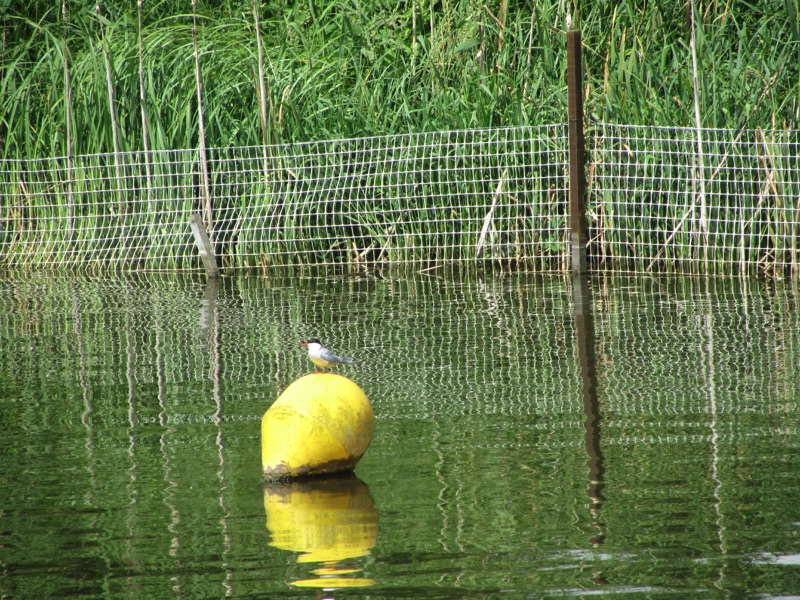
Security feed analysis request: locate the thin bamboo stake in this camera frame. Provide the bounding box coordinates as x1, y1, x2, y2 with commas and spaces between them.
411, 0, 417, 73
98, 2, 121, 164
62, 0, 74, 247
253, 0, 271, 178
429, 0, 435, 94
689, 1, 709, 258
98, 0, 127, 260
192, 0, 213, 240
740, 194, 747, 277
137, 0, 153, 202
648, 9, 743, 274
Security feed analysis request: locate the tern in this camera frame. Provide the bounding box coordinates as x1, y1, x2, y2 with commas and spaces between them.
300, 338, 355, 373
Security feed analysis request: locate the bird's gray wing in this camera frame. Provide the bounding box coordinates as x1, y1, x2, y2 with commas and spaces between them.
321, 348, 354, 364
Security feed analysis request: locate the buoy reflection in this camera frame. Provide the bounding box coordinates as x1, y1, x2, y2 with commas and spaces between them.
264, 473, 378, 590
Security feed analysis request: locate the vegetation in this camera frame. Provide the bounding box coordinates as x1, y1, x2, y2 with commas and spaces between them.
2, 0, 797, 157
0, 1, 798, 274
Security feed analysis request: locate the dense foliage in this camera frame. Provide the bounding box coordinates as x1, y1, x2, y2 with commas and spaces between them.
1, 1, 798, 159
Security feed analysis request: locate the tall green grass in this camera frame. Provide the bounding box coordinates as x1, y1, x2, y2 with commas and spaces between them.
3, 0, 795, 158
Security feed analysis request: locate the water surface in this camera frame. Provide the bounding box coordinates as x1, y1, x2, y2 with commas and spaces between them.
0, 272, 798, 598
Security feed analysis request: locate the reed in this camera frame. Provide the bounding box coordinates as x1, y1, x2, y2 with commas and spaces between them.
4, 1, 794, 158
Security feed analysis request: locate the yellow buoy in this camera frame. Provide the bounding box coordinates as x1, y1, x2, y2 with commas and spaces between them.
262, 374, 374, 479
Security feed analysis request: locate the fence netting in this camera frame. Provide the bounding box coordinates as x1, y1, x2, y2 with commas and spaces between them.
1, 124, 798, 276
592, 124, 800, 277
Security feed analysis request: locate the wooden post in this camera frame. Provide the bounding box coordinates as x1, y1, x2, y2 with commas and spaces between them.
567, 30, 588, 275
190, 213, 220, 278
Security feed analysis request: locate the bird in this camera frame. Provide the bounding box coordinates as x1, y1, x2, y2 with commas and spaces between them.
300, 338, 355, 373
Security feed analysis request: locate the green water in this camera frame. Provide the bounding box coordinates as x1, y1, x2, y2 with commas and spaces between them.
0, 272, 798, 598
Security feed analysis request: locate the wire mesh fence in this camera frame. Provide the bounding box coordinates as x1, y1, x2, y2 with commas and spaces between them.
590, 124, 800, 278
1, 124, 798, 276
0, 126, 568, 272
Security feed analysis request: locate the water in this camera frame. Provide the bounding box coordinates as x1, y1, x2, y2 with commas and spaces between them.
0, 271, 798, 598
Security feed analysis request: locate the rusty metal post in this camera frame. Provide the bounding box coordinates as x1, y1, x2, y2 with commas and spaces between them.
567, 30, 588, 275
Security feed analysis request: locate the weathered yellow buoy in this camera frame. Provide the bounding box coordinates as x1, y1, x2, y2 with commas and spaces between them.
262, 374, 374, 479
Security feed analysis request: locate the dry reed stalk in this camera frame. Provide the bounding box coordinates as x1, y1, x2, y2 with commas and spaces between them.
98, 0, 126, 260
253, 0, 271, 178
62, 0, 74, 247
688, 1, 709, 254
192, 0, 213, 239
137, 0, 153, 202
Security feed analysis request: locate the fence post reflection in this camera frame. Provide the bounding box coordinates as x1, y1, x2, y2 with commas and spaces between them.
571, 274, 606, 549
198, 276, 235, 592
